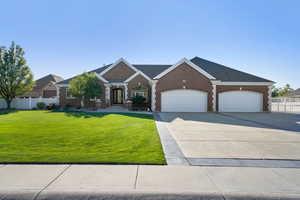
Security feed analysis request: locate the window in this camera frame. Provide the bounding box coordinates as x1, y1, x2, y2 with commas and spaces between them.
133, 91, 145, 97
66, 88, 75, 99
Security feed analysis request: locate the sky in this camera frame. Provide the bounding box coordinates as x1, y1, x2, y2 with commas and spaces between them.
0, 0, 299, 88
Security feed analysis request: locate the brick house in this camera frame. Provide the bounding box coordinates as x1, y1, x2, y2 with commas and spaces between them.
56, 57, 274, 112
20, 74, 63, 98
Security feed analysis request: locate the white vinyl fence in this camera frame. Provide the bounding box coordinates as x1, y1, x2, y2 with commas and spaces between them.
272, 97, 300, 113
0, 97, 59, 110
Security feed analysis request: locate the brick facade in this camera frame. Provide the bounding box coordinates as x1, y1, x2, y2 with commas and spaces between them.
58, 59, 272, 112
155, 63, 213, 112
102, 62, 135, 82
59, 79, 106, 108
127, 74, 151, 102
43, 90, 57, 98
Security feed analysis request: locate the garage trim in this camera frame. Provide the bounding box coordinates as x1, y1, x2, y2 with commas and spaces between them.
161, 89, 208, 112
218, 90, 263, 112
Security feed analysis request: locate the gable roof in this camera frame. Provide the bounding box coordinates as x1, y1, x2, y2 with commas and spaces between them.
20, 74, 64, 97
295, 88, 300, 95
57, 64, 112, 85
190, 57, 273, 82
90, 64, 112, 74
57, 63, 170, 84
133, 64, 172, 78
57, 57, 274, 85
36, 74, 64, 87
153, 58, 216, 80
289, 88, 300, 96
99, 58, 139, 76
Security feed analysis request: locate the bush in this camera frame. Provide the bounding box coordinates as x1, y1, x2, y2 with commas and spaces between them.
36, 102, 46, 109
131, 95, 146, 105
64, 103, 72, 110
46, 104, 60, 110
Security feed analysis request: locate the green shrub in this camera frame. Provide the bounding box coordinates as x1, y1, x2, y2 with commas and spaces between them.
36, 102, 46, 109
46, 104, 60, 110
64, 103, 72, 110
132, 95, 146, 105
76, 105, 81, 109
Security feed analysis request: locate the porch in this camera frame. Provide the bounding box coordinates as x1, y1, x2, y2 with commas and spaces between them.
104, 82, 151, 110
104, 82, 128, 107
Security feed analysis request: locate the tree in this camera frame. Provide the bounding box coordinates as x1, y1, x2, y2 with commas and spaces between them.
278, 84, 294, 97
272, 85, 280, 97
272, 84, 294, 97
69, 72, 102, 108
0, 42, 34, 109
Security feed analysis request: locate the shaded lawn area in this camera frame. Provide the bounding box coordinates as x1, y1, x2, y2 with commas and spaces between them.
0, 110, 166, 164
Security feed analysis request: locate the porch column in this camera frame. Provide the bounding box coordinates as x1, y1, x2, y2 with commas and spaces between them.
268, 85, 272, 112
212, 84, 217, 112
55, 85, 60, 98
151, 80, 157, 112
55, 85, 61, 107
105, 84, 110, 106
124, 83, 128, 101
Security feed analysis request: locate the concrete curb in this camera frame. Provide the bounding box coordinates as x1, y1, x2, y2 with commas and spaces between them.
37, 190, 224, 200
188, 158, 300, 168
2, 190, 300, 200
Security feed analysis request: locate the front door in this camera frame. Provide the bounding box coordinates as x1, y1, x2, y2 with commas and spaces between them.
112, 88, 123, 104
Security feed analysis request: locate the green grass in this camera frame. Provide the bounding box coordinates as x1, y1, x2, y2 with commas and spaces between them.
0, 110, 166, 164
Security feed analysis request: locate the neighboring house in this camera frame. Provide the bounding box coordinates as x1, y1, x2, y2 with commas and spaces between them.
287, 88, 300, 98
56, 57, 274, 112
20, 74, 64, 98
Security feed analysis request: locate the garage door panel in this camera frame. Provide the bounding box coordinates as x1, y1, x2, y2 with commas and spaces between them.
219, 91, 262, 112
161, 90, 207, 112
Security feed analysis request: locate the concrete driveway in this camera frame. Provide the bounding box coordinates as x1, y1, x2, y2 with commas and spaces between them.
158, 112, 300, 161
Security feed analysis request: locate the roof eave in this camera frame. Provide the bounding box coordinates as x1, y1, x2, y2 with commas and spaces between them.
211, 81, 274, 86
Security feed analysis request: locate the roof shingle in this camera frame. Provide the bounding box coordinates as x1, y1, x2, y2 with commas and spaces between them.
57, 57, 273, 84
190, 57, 273, 82
133, 64, 172, 78
57, 64, 112, 84
21, 74, 64, 97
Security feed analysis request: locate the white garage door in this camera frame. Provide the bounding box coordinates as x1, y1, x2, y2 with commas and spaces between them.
161, 90, 207, 112
219, 91, 263, 112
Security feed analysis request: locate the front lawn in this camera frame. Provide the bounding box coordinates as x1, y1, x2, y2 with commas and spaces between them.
0, 111, 166, 164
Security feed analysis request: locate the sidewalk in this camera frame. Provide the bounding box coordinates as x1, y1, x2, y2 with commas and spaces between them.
1, 164, 300, 200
